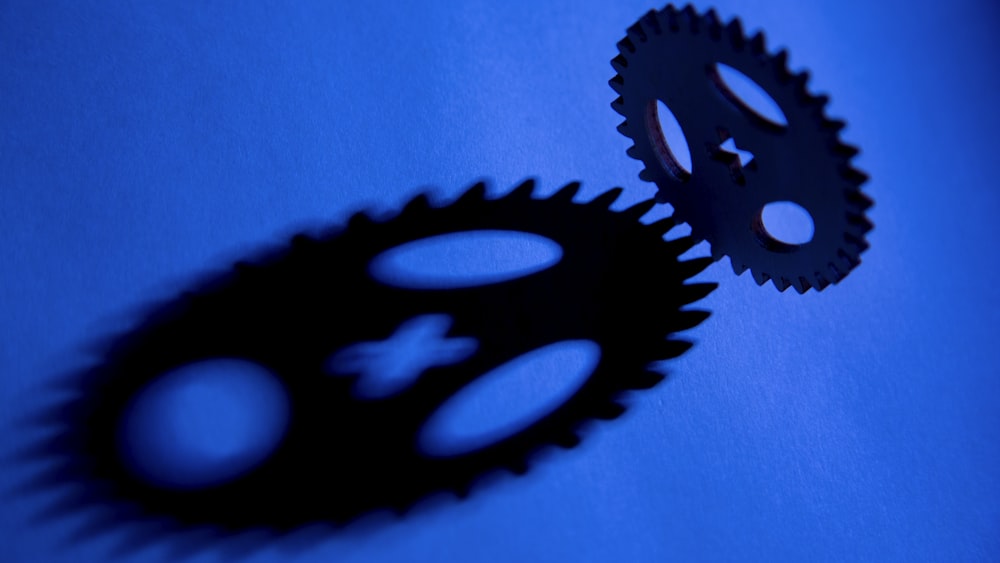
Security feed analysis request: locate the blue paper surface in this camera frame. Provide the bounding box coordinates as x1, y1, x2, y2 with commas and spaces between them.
2, 1, 998, 560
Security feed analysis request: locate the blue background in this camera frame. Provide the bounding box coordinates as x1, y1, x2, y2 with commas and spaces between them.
2, 0, 999, 560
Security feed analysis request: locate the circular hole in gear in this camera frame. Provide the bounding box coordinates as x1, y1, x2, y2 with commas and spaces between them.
645, 100, 692, 182
117, 358, 291, 490
417, 340, 601, 457
754, 201, 815, 251
712, 63, 789, 129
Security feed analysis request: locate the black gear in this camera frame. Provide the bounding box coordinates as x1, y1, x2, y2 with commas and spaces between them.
29, 180, 715, 539
611, 4, 873, 293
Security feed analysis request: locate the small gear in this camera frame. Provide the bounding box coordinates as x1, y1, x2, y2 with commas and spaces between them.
611, 4, 873, 293
28, 179, 715, 540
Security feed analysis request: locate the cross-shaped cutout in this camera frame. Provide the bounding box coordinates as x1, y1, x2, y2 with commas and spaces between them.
719, 137, 755, 167
711, 130, 757, 186
325, 314, 478, 400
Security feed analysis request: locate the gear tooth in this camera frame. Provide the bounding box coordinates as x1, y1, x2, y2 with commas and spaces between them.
625, 144, 641, 159
772, 276, 791, 291
290, 233, 318, 248
616, 120, 630, 135
844, 233, 870, 254
840, 166, 869, 186
611, 54, 628, 75
402, 193, 431, 213
838, 248, 860, 269
704, 9, 723, 38
621, 199, 657, 220
348, 210, 375, 228
550, 181, 581, 201
555, 431, 582, 449
827, 262, 846, 282
847, 212, 874, 235
452, 481, 473, 500
655, 339, 694, 360
593, 401, 627, 420
846, 190, 874, 211
504, 178, 536, 200
663, 4, 681, 30
611, 95, 626, 116
773, 48, 790, 70
790, 277, 810, 293
731, 260, 748, 275
637, 168, 654, 182
774, 61, 795, 85
749, 31, 767, 55
616, 37, 636, 55
751, 269, 770, 285
590, 187, 623, 208
653, 190, 670, 206
822, 117, 847, 132
648, 216, 676, 235
457, 181, 489, 203
725, 18, 746, 49
664, 235, 697, 256
639, 9, 662, 35
678, 256, 714, 279
811, 93, 830, 108
609, 75, 625, 94
813, 272, 831, 290
626, 21, 648, 44
672, 309, 712, 331
794, 71, 811, 94
389, 500, 413, 516
833, 141, 860, 158
680, 5, 700, 32
508, 459, 529, 475
710, 245, 726, 261
628, 370, 665, 390
678, 282, 717, 304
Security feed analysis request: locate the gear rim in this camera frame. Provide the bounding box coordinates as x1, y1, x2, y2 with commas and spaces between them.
611, 4, 873, 293
27, 179, 716, 541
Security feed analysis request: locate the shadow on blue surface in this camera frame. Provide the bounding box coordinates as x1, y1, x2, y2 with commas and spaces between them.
12, 179, 715, 556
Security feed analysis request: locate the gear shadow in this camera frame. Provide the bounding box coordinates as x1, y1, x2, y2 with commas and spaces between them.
13, 179, 716, 558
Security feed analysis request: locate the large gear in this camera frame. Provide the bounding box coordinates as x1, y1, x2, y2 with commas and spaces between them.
611, 4, 873, 293
29, 180, 715, 540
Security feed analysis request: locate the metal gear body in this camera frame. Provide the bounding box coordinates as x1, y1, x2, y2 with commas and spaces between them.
35, 180, 715, 536
611, 4, 872, 293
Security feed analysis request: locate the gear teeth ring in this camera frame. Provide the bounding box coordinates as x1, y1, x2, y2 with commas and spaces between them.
611, 4, 872, 293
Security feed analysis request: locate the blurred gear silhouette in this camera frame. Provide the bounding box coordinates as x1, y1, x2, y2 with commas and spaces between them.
29, 179, 715, 540
611, 4, 872, 293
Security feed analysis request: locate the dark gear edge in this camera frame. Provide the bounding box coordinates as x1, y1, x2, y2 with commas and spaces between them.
611, 4, 873, 293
